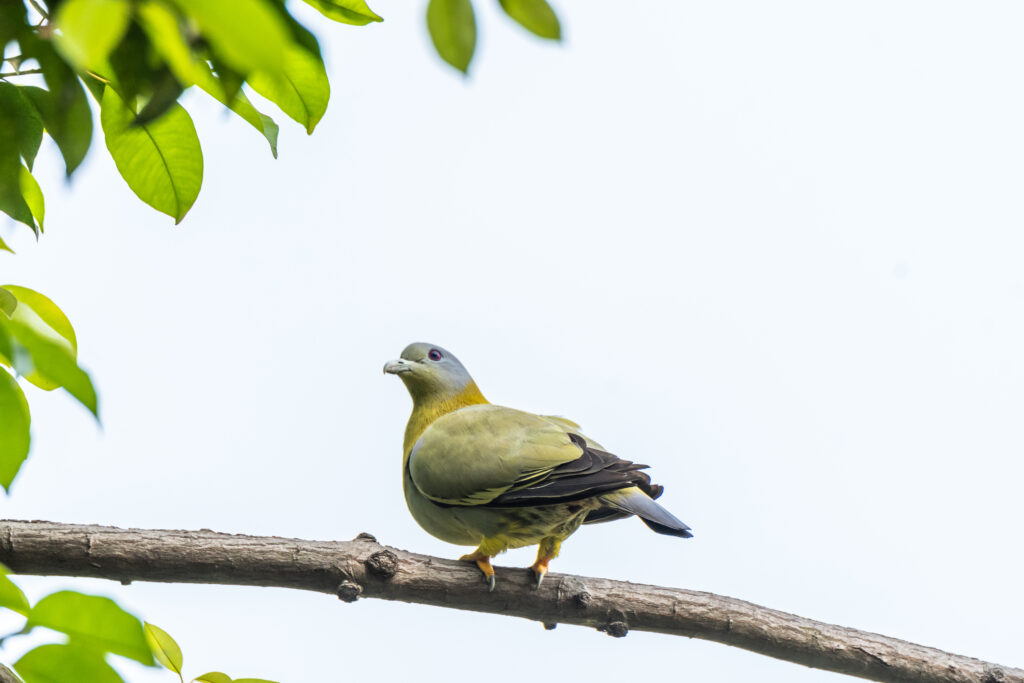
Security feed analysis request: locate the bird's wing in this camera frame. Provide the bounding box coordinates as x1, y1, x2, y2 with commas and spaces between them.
408, 404, 658, 507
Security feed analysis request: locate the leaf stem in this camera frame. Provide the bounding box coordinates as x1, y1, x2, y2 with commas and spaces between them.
0, 69, 44, 77
26, 0, 48, 19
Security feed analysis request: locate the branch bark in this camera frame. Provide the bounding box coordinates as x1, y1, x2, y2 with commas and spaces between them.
0, 520, 1017, 683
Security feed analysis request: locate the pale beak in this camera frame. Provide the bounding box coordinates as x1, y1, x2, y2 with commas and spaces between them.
383, 358, 413, 375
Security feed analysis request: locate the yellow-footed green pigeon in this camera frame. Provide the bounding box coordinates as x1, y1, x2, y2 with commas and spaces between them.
385, 342, 692, 591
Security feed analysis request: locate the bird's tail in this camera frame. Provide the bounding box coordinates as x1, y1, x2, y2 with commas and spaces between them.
598, 486, 693, 538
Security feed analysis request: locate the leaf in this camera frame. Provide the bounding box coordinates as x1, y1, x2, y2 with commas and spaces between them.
0, 370, 30, 493
2, 324, 99, 416
133, 68, 186, 126
426, 0, 476, 74
0, 127, 34, 231
226, 92, 280, 158
100, 87, 203, 223
0, 235, 12, 254
0, 290, 15, 318
498, 0, 560, 40
15, 644, 125, 683
0, 286, 78, 353
136, 1, 206, 86
0, 565, 31, 616
0, 284, 78, 388
144, 623, 183, 677
54, 0, 132, 71
27, 591, 154, 665
194, 674, 232, 683
105, 22, 160, 105
0, 285, 97, 415
20, 40, 94, 176
301, 0, 383, 25
247, 45, 330, 134
234, 679, 279, 683
173, 0, 291, 76
19, 167, 44, 234
0, 83, 44, 170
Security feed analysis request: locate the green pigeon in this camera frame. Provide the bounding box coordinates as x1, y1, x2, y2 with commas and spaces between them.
385, 342, 692, 590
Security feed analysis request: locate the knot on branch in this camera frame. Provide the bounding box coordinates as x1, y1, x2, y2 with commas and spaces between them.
543, 622, 557, 631
365, 550, 398, 579
353, 532, 377, 543
336, 580, 362, 603
986, 666, 1010, 683
599, 621, 629, 638
557, 576, 591, 609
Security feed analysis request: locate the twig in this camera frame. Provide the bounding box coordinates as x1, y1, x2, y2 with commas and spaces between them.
0, 520, 1018, 683
25, 0, 48, 20
0, 69, 43, 78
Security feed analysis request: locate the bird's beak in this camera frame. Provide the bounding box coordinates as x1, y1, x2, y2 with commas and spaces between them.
383, 358, 413, 375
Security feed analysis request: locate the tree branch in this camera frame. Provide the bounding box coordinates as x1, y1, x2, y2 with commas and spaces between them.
0, 520, 1017, 683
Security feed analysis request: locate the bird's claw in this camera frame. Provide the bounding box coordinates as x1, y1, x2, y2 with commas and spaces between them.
530, 562, 548, 589
460, 552, 496, 592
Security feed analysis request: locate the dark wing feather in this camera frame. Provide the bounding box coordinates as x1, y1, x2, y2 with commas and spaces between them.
485, 434, 663, 508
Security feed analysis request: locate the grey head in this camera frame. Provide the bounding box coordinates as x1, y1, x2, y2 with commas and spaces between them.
383, 342, 480, 403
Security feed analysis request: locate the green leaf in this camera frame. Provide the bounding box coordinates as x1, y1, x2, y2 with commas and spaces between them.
0, 234, 12, 254
100, 87, 203, 223
19, 167, 44, 234
27, 592, 154, 666
54, 0, 132, 71
0, 129, 34, 231
498, 0, 560, 40
134, 68, 186, 126
0, 290, 15, 318
20, 40, 94, 176
0, 566, 31, 616
194, 674, 232, 683
173, 0, 291, 76
248, 45, 330, 134
16, 644, 125, 683
0, 83, 44, 171
0, 286, 78, 353
0, 370, 30, 493
2, 324, 98, 416
426, 0, 476, 74
144, 622, 183, 677
301, 0, 383, 25
0, 286, 97, 415
137, 1, 206, 86
228, 92, 280, 158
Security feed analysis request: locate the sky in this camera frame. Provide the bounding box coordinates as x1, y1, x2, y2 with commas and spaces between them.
2, 1, 1024, 681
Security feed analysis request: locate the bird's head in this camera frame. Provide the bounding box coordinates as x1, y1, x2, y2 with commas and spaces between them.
384, 342, 486, 406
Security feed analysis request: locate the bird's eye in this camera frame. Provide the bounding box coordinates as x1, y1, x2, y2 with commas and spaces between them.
428, 349, 443, 361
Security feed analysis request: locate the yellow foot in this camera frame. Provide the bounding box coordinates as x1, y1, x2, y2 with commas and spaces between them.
529, 558, 550, 589
459, 552, 496, 592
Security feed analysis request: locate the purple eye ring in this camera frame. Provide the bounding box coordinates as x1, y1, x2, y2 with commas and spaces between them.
428, 349, 443, 361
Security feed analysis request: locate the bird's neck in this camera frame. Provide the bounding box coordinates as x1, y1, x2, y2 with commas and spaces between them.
402, 381, 488, 457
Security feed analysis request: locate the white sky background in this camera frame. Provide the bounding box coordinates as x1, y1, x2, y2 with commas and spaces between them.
2, 0, 1023, 680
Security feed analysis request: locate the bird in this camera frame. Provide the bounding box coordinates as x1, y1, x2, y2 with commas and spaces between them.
384, 342, 692, 591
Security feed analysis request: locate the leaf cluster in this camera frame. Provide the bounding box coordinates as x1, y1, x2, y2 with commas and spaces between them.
0, 0, 382, 228
0, 568, 275, 683
0, 284, 97, 492
428, 0, 561, 74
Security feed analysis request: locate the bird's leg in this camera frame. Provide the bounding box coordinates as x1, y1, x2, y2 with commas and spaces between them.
530, 537, 562, 589
458, 549, 496, 592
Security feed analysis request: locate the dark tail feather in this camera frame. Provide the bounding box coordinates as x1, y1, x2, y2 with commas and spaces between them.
598, 486, 693, 538
641, 517, 694, 538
